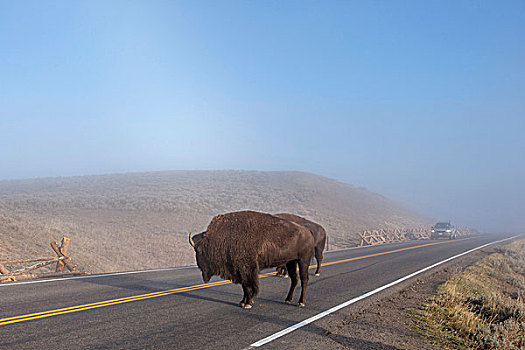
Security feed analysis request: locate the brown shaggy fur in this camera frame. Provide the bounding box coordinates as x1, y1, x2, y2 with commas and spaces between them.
275, 213, 327, 275
191, 210, 314, 307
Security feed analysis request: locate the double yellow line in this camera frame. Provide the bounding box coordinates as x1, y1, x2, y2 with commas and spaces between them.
0, 279, 232, 326
0, 238, 466, 326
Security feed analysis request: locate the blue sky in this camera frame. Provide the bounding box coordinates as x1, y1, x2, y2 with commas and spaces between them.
1, 1, 524, 232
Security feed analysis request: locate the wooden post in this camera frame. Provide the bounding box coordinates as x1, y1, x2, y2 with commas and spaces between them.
51, 239, 77, 272
55, 237, 70, 272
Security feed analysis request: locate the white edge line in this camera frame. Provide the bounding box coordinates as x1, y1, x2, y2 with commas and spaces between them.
247, 234, 522, 348
0, 265, 198, 287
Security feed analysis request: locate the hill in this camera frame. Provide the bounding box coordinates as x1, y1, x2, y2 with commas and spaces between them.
0, 170, 431, 273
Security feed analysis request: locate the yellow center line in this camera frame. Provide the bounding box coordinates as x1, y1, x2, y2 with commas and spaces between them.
0, 238, 468, 326
319, 238, 469, 267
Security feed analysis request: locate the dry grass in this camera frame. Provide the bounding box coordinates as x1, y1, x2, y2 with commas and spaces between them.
0, 170, 431, 273
418, 239, 525, 349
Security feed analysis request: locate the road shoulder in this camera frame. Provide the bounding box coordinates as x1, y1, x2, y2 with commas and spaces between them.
289, 246, 499, 350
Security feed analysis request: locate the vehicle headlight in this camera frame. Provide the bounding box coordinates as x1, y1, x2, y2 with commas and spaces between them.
446, 230, 451, 233
431, 229, 435, 232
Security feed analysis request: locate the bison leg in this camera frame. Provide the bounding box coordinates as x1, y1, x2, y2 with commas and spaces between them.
297, 259, 309, 307
245, 272, 260, 307
240, 284, 251, 308
276, 266, 288, 278
314, 247, 323, 276
284, 260, 298, 304
241, 272, 260, 309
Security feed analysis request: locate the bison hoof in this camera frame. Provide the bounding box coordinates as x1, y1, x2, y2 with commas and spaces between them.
284, 300, 293, 305
298, 302, 305, 308
314, 273, 320, 277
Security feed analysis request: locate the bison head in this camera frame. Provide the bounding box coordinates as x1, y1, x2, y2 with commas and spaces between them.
189, 232, 212, 283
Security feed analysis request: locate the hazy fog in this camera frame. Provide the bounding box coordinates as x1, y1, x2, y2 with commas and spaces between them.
1, 2, 524, 233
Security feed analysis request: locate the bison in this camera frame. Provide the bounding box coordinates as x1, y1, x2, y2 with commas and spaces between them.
274, 213, 327, 277
189, 210, 314, 308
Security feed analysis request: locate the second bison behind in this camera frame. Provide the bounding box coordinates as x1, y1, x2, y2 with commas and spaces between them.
189, 210, 323, 308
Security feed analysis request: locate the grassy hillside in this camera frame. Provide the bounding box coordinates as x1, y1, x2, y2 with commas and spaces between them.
0, 170, 431, 273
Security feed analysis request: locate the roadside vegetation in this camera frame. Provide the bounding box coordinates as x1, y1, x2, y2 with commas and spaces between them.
418, 238, 525, 349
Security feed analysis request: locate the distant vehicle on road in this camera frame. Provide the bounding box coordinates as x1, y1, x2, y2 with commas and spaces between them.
431, 222, 457, 239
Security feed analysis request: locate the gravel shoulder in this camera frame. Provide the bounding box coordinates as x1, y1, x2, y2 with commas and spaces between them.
289, 245, 501, 350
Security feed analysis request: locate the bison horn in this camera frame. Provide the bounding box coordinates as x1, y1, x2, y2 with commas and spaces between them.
189, 232, 195, 248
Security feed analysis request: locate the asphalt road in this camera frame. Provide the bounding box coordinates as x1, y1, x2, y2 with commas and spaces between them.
0, 234, 516, 349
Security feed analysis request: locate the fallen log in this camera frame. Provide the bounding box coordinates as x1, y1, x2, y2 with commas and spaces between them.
0, 257, 58, 264
10, 257, 64, 275
0, 270, 88, 282
0, 263, 10, 275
